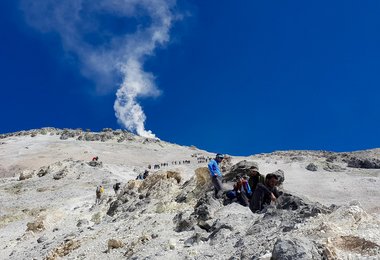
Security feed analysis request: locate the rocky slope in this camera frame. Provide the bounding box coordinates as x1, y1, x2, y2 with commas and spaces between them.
0, 128, 379, 259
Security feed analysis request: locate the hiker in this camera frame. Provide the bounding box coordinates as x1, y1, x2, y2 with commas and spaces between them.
92, 156, 99, 162
234, 174, 252, 206
249, 174, 280, 213
143, 170, 149, 179
95, 185, 104, 204
113, 182, 121, 195
136, 172, 144, 180
208, 153, 225, 198
248, 168, 265, 193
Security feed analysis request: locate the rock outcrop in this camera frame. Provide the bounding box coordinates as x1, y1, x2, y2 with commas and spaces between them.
224, 160, 259, 181
306, 163, 318, 171
346, 156, 380, 169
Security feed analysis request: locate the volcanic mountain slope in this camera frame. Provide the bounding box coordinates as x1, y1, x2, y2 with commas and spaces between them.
0, 128, 379, 259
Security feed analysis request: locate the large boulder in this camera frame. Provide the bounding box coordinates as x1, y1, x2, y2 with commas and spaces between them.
37, 166, 49, 177
107, 239, 124, 252
173, 211, 196, 232
224, 160, 259, 182
53, 168, 68, 180
276, 192, 331, 217
19, 170, 34, 181
195, 167, 212, 187
346, 157, 380, 169
271, 237, 321, 260
306, 163, 318, 171
87, 161, 103, 167
45, 239, 81, 259
192, 192, 222, 222
107, 200, 122, 217
175, 167, 212, 204
26, 219, 45, 232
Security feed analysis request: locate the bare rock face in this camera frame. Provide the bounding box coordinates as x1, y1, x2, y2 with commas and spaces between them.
346, 157, 380, 169
175, 167, 212, 203
107, 200, 122, 217
225, 160, 259, 181
100, 132, 113, 142
84, 133, 101, 141
271, 237, 321, 260
138, 172, 172, 193
276, 193, 331, 216
107, 171, 184, 217
323, 162, 345, 172
60, 129, 79, 140
192, 192, 222, 222
2, 128, 379, 260
306, 163, 318, 171
194, 167, 212, 187
173, 211, 196, 232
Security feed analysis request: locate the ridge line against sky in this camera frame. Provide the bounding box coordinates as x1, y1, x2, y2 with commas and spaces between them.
1, 0, 380, 155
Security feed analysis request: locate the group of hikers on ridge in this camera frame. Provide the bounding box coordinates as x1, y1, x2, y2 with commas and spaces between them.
94, 153, 280, 212
208, 153, 280, 213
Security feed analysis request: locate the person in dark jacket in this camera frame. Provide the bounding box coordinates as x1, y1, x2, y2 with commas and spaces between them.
113, 182, 121, 195
143, 170, 149, 179
249, 174, 280, 213
248, 168, 265, 193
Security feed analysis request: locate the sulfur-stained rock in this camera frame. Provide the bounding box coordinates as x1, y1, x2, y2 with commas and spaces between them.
107, 239, 124, 252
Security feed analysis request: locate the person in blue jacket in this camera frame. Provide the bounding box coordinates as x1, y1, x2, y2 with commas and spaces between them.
208, 153, 225, 198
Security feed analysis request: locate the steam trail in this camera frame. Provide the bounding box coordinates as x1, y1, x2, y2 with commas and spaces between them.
20, 0, 177, 138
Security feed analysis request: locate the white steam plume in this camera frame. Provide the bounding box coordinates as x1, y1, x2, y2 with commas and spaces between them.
20, 0, 177, 138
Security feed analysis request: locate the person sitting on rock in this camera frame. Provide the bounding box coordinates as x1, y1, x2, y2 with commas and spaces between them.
92, 156, 99, 162
208, 153, 225, 198
95, 185, 104, 204
249, 174, 280, 213
233, 174, 252, 206
248, 168, 265, 193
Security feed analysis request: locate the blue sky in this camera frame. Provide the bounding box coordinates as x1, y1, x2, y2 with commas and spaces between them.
1, 0, 380, 155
